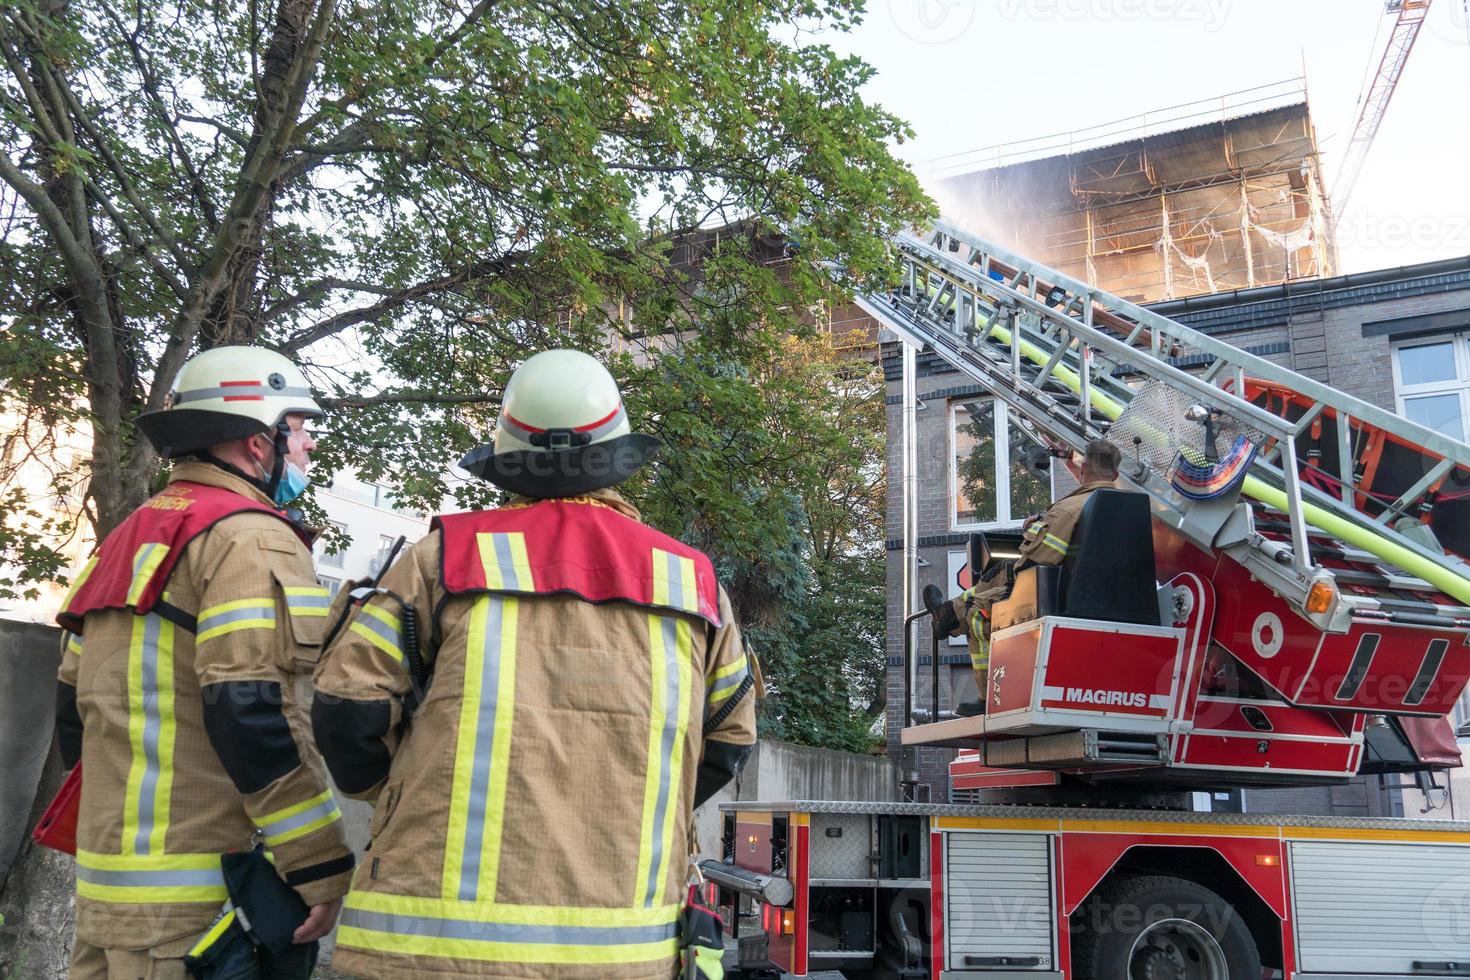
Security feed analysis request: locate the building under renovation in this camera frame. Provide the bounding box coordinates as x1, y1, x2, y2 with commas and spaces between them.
931, 81, 1336, 304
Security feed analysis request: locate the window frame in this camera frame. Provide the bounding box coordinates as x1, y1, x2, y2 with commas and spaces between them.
1391, 332, 1470, 442
316, 520, 348, 569
949, 399, 1054, 532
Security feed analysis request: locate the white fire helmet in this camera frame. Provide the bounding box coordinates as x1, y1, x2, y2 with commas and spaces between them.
134, 346, 323, 458
459, 349, 660, 498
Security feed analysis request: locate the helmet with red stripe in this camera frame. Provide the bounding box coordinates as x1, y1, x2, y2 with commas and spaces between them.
459, 349, 659, 497
134, 346, 323, 458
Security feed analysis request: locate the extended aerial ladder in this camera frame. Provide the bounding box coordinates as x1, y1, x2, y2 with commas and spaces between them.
864, 220, 1470, 789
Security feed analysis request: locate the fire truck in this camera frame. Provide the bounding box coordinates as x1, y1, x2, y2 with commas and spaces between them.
702, 222, 1470, 979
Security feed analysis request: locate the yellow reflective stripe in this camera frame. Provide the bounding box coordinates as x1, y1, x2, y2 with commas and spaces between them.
123, 614, 176, 856
76, 849, 227, 905
358, 601, 401, 633
346, 889, 682, 927
476, 598, 518, 902
443, 596, 519, 901
60, 556, 98, 613
151, 617, 176, 856
636, 613, 691, 908
255, 789, 342, 846
196, 598, 276, 643
77, 882, 228, 904
336, 925, 676, 966
476, 532, 534, 592
650, 549, 697, 613
126, 543, 172, 606
338, 891, 680, 965
707, 653, 748, 708
1041, 533, 1069, 557
710, 654, 747, 684
283, 585, 331, 617
349, 601, 406, 663
1024, 523, 1044, 538
655, 617, 693, 907
634, 615, 666, 905
188, 906, 237, 957
64, 632, 83, 657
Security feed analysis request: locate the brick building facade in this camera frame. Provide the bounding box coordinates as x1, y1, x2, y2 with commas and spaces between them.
881, 253, 1470, 814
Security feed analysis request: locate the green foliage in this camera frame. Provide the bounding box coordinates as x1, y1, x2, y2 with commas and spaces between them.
620, 313, 887, 752
0, 0, 929, 743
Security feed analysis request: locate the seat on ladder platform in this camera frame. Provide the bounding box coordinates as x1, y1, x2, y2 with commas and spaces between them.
991, 489, 1160, 631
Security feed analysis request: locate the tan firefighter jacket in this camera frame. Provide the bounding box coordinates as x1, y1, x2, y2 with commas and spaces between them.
55, 462, 354, 952
312, 488, 758, 980
949, 479, 1116, 672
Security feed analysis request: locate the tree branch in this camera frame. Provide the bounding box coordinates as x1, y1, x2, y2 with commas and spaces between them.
261, 277, 399, 323
318, 389, 502, 410
279, 254, 522, 354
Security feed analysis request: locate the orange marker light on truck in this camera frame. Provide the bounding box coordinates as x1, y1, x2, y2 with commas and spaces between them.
781, 909, 796, 935
1256, 854, 1280, 867
1306, 581, 1335, 614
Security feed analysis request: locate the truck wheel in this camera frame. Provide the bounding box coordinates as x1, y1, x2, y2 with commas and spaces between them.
1072, 874, 1262, 979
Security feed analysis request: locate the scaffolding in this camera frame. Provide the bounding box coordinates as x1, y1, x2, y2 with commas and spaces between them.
928, 79, 1337, 305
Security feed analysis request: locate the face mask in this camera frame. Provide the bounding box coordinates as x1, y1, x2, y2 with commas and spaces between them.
273, 460, 310, 506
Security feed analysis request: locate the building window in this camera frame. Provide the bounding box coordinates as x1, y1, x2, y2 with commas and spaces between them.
1393, 334, 1469, 442
317, 520, 348, 569
370, 534, 398, 574
951, 400, 1052, 528
318, 575, 341, 598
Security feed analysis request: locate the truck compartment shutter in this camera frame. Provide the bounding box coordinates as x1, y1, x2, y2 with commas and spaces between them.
1291, 839, 1470, 972
946, 832, 1054, 970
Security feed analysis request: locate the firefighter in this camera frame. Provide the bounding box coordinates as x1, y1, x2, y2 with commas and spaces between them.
311, 348, 758, 980
925, 438, 1121, 714
55, 347, 354, 979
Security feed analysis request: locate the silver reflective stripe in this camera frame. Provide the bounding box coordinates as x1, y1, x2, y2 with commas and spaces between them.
709, 664, 749, 697
459, 597, 505, 901
175, 384, 313, 402
642, 615, 682, 907
135, 613, 163, 855
489, 534, 521, 591
77, 865, 226, 888
578, 403, 627, 441
259, 796, 339, 843
354, 610, 404, 657
341, 908, 677, 946
666, 551, 690, 612
133, 542, 161, 579
197, 605, 275, 634
285, 593, 330, 611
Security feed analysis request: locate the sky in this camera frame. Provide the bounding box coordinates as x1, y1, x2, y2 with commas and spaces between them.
821, 0, 1470, 274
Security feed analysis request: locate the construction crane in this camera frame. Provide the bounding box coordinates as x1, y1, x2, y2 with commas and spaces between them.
1333, 0, 1435, 214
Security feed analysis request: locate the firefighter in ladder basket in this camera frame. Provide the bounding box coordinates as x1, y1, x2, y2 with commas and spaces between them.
311, 348, 759, 979
54, 346, 354, 979
924, 438, 1121, 716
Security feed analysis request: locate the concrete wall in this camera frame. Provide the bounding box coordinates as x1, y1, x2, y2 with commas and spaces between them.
694, 740, 900, 858
0, 621, 72, 979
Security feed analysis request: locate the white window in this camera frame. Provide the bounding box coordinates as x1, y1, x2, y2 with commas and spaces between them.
318, 575, 341, 598
370, 534, 399, 574
950, 400, 1053, 529
1393, 334, 1470, 442
316, 520, 348, 569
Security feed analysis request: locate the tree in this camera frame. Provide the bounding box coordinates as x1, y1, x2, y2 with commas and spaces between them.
620, 309, 888, 752
0, 0, 928, 587
0, 1, 930, 750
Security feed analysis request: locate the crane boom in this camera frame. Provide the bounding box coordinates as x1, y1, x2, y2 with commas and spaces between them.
1333, 0, 1434, 213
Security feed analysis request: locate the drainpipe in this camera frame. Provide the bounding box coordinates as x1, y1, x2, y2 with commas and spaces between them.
900, 341, 921, 796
